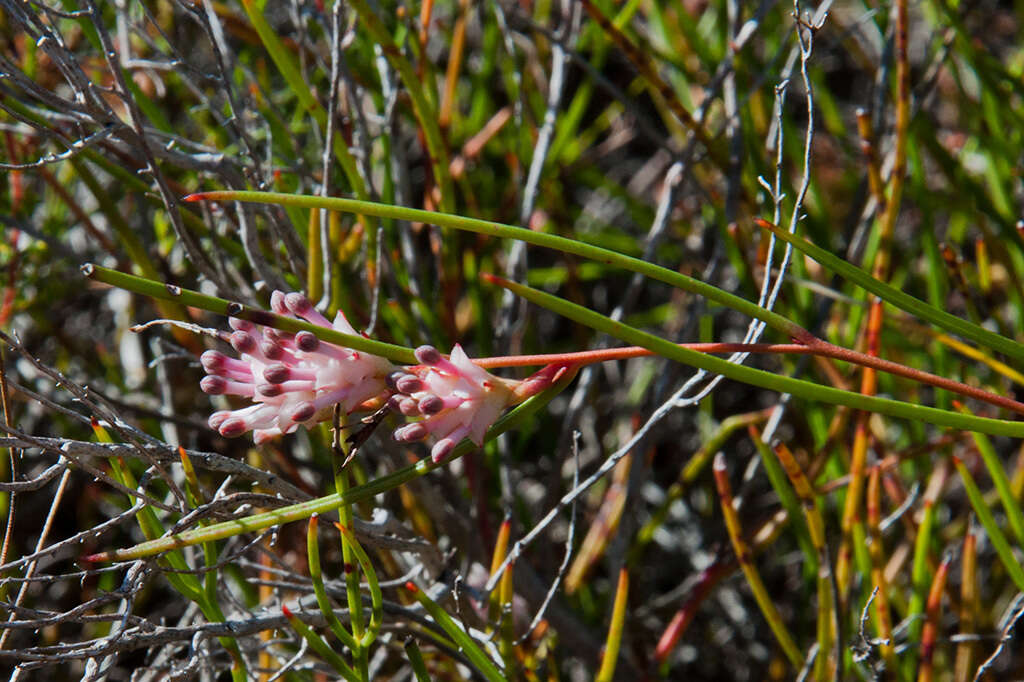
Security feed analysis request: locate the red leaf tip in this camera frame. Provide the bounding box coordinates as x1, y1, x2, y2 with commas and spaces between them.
479, 272, 502, 286
182, 193, 205, 203
404, 581, 419, 594
282, 604, 294, 618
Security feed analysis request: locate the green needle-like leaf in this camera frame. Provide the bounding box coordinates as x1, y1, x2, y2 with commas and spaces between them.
81, 263, 418, 364
86, 369, 576, 562
485, 274, 1024, 437
759, 220, 1024, 361
404, 582, 505, 682
307, 515, 360, 652
282, 605, 360, 682
183, 192, 810, 342
336, 523, 384, 647
953, 457, 1024, 591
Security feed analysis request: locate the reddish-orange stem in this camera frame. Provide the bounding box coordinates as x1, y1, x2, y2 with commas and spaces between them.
475, 341, 1024, 416
473, 343, 812, 368
918, 554, 951, 682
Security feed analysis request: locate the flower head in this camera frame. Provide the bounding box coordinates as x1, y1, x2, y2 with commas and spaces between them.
201, 292, 394, 444
389, 344, 518, 462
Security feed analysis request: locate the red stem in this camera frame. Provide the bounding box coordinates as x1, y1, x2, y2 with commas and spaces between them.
474, 343, 812, 368
475, 341, 1024, 417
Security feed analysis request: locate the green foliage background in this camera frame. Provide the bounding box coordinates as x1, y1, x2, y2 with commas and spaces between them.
1, 0, 1023, 679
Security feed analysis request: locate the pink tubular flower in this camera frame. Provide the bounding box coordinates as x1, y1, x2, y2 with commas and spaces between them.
388, 344, 519, 463
201, 292, 394, 444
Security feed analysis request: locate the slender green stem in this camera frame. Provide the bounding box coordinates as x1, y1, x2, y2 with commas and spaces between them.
85, 370, 575, 562
336, 523, 384, 647
85, 257, 1024, 416
282, 605, 361, 682
178, 447, 220, 604
961, 408, 1024, 547
107, 456, 202, 601
404, 582, 505, 682
239, 0, 368, 204
749, 432, 817, 571
185, 191, 1024, 415
183, 191, 808, 340
486, 274, 1024, 438
904, 499, 936, 679
595, 568, 629, 682
714, 453, 804, 668
772, 442, 836, 681
404, 637, 432, 682
307, 515, 360, 651
240, 0, 318, 115
104, 441, 245, 675
81, 263, 418, 364
952, 457, 1024, 591
331, 424, 368, 679
307, 209, 324, 302
758, 220, 1024, 362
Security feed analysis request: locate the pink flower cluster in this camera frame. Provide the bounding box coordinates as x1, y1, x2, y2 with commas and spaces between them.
388, 344, 516, 462
199, 292, 551, 461
201, 292, 394, 444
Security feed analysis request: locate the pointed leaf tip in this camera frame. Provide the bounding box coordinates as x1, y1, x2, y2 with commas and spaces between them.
479, 272, 504, 286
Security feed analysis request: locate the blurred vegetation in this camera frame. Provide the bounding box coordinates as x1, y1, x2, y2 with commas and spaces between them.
1, 0, 1024, 679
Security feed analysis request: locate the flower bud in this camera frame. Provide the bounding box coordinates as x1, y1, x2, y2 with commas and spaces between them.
431, 438, 457, 462
230, 331, 257, 355
394, 422, 429, 442
218, 417, 248, 438
200, 376, 226, 394
208, 411, 232, 430
256, 383, 282, 397
263, 363, 290, 384
295, 331, 320, 352
290, 402, 317, 423
200, 350, 226, 373
260, 339, 284, 360
395, 375, 423, 394
385, 370, 407, 391
398, 397, 420, 416
414, 345, 442, 366
270, 290, 288, 314
284, 293, 314, 316
418, 395, 444, 415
